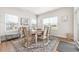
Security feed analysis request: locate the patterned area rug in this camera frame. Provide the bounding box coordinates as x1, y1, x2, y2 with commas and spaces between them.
11, 38, 59, 52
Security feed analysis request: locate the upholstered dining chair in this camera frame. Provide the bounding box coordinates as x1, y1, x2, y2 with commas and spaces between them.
23, 27, 34, 48
43, 27, 50, 43
38, 27, 50, 45
19, 27, 24, 38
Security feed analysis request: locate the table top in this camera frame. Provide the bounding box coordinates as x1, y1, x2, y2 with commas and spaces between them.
31, 29, 44, 35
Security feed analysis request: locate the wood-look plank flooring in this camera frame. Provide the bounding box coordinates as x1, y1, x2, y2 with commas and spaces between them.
0, 37, 74, 52
0, 42, 16, 52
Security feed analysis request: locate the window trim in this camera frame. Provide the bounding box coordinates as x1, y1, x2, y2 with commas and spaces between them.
42, 16, 58, 26
5, 14, 19, 32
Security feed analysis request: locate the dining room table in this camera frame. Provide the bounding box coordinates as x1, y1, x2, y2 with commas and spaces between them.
30, 29, 44, 45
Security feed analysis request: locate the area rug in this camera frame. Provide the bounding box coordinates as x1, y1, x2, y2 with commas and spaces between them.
11, 38, 58, 52
57, 41, 79, 52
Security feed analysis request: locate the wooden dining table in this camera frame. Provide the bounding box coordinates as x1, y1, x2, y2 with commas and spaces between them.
30, 29, 44, 45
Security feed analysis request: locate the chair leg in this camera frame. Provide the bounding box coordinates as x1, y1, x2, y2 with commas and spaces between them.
24, 41, 29, 48
43, 39, 45, 45
43, 38, 49, 46
27, 41, 31, 48
26, 38, 32, 48
22, 38, 27, 48
0, 40, 1, 44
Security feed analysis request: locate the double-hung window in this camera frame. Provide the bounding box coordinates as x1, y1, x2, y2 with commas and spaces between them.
30, 19, 37, 29
5, 14, 19, 32
43, 16, 58, 30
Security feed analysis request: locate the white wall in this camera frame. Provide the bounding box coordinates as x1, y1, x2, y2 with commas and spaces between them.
0, 14, 5, 36
74, 8, 79, 41
0, 7, 74, 38
0, 7, 35, 18
38, 7, 74, 38
0, 7, 36, 36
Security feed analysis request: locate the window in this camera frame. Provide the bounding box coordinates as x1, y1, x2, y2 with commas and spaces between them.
43, 16, 58, 27
43, 16, 58, 30
5, 14, 18, 32
30, 19, 37, 29
31, 19, 36, 25
20, 17, 28, 26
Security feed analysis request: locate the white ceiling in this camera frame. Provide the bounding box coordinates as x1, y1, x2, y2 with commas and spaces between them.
19, 7, 61, 15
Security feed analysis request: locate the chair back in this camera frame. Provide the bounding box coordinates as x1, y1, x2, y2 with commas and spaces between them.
42, 27, 48, 39
43, 26, 50, 39
23, 27, 30, 38
19, 27, 24, 38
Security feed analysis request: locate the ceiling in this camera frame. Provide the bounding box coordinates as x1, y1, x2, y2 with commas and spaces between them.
19, 7, 61, 15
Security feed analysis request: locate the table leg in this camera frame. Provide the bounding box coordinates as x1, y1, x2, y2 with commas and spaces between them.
35, 33, 37, 45
0, 40, 1, 44
0, 37, 1, 44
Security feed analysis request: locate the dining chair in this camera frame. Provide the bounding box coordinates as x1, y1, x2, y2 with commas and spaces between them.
19, 27, 24, 38
38, 27, 50, 45
23, 27, 34, 48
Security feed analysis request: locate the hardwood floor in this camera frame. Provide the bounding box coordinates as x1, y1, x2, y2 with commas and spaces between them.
52, 36, 74, 52
53, 39, 60, 52
0, 42, 16, 52
0, 37, 74, 52
56, 38, 74, 52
